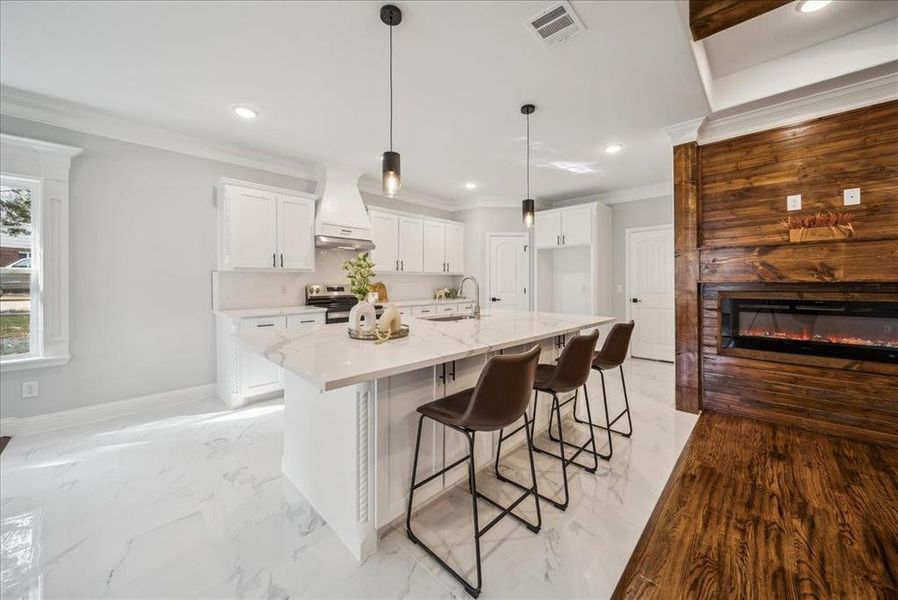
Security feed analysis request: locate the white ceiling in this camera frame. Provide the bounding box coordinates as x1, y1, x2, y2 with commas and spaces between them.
691, 0, 898, 111
704, 1, 898, 78
0, 1, 710, 205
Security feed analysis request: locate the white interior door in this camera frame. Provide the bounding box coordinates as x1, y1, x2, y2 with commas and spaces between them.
488, 234, 530, 311
277, 195, 315, 270
628, 225, 674, 362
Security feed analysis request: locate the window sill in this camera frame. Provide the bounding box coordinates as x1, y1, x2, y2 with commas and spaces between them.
0, 354, 70, 373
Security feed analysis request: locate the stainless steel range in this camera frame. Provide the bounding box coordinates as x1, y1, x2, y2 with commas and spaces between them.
306, 283, 383, 324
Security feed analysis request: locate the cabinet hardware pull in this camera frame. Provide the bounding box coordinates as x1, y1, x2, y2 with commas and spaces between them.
272, 253, 276, 267
439, 363, 447, 384
257, 323, 275, 328
451, 360, 456, 381
300, 319, 314, 324
341, 229, 352, 234
562, 234, 566, 245
280, 254, 284, 268
556, 235, 560, 245
400, 260, 404, 271
395, 259, 399, 271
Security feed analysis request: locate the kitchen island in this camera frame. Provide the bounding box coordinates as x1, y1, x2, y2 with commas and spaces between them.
237, 310, 613, 559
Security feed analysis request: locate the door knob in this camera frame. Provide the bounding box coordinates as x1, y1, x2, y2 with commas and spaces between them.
491, 297, 501, 302
631, 298, 642, 303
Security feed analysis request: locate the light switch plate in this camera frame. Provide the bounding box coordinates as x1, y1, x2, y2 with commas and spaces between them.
843, 188, 861, 206
787, 194, 802, 211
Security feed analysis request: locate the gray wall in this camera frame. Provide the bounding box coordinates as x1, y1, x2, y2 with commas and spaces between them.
452, 206, 531, 308
0, 116, 456, 420
610, 196, 673, 322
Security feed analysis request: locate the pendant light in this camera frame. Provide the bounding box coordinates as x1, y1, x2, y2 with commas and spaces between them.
521, 104, 536, 227
381, 5, 402, 198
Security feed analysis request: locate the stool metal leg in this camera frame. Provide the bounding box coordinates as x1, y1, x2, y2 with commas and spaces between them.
410, 416, 542, 598
575, 366, 634, 439
547, 387, 602, 469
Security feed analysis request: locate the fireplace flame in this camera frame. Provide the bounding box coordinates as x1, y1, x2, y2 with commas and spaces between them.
739, 328, 898, 349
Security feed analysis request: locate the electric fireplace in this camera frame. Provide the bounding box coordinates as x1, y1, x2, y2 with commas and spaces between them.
720, 296, 898, 364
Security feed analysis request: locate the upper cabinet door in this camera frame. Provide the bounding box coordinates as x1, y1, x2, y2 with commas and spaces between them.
230, 187, 278, 268
398, 217, 424, 273
277, 195, 315, 270
444, 222, 464, 274
369, 210, 399, 272
534, 210, 561, 249
422, 220, 446, 273
561, 205, 592, 246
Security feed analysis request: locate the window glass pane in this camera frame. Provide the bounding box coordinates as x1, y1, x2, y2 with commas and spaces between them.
1, 185, 33, 356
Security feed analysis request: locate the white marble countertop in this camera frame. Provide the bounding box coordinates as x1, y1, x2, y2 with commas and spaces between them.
213, 305, 328, 318
237, 310, 614, 391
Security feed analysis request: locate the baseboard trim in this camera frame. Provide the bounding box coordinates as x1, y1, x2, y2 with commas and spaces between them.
0, 383, 218, 438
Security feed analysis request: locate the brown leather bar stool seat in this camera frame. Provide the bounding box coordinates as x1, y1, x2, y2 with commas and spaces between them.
571, 321, 636, 461
494, 330, 601, 511
406, 345, 543, 598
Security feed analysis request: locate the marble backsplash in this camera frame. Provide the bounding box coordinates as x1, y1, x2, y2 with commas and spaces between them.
212, 248, 461, 310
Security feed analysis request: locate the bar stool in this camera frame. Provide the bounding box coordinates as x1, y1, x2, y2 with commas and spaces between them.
494, 330, 601, 511
405, 345, 542, 598
570, 321, 636, 461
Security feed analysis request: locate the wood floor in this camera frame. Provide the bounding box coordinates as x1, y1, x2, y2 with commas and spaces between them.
613, 412, 898, 599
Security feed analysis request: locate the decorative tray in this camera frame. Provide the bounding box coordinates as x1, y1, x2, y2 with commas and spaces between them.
347, 324, 410, 341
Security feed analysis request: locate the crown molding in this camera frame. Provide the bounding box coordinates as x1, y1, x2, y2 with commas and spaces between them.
0, 86, 320, 181
552, 181, 672, 207
698, 70, 898, 145
453, 196, 521, 212
662, 117, 705, 146
357, 176, 455, 212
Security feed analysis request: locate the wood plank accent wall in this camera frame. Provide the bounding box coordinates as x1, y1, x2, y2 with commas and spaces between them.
700, 101, 898, 250
673, 101, 898, 442
689, 0, 791, 41
674, 143, 701, 414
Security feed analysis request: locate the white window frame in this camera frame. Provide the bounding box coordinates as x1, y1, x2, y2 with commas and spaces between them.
0, 134, 82, 372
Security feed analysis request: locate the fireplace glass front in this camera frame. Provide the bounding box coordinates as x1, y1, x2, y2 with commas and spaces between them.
720, 297, 898, 363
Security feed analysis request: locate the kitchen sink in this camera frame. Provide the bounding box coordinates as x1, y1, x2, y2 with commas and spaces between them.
421, 314, 481, 322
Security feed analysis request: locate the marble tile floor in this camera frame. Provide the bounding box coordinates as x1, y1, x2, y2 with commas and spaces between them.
0, 359, 697, 599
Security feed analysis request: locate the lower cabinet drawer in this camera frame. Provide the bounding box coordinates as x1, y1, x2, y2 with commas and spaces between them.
412, 304, 436, 316
458, 302, 474, 312
287, 313, 325, 328
240, 316, 287, 331
437, 303, 458, 314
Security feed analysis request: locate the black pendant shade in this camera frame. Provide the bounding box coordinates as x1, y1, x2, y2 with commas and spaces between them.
381, 5, 402, 198
521, 103, 536, 228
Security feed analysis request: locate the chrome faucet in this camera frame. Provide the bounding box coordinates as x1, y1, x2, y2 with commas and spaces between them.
457, 276, 481, 319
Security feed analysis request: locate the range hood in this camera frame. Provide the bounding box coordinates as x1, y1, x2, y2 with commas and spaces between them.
314, 168, 375, 251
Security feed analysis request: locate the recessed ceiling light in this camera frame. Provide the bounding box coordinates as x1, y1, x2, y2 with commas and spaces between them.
605, 144, 623, 154
233, 106, 258, 119
464, 182, 477, 190
797, 0, 832, 13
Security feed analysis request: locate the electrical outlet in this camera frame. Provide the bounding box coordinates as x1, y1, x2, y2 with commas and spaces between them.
616, 284, 623, 293
843, 188, 860, 206
22, 381, 39, 398
787, 194, 802, 211
279, 284, 288, 296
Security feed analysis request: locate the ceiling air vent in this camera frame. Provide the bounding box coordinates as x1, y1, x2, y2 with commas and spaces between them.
525, 1, 586, 48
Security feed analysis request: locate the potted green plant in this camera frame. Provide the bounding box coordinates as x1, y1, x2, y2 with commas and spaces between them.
342, 252, 376, 301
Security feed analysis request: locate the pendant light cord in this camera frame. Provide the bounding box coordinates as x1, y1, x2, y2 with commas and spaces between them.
389, 23, 394, 152
526, 113, 530, 199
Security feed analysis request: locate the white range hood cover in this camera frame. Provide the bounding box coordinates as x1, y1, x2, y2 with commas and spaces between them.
315, 168, 375, 251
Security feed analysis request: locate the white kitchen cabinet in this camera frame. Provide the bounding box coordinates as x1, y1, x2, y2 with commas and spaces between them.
411, 304, 436, 317
217, 178, 317, 271
216, 310, 325, 408
534, 205, 592, 249
237, 316, 286, 401
534, 210, 562, 249
423, 220, 465, 274
369, 210, 399, 273
278, 195, 316, 269
534, 202, 612, 319
422, 220, 445, 273
435, 302, 458, 316
398, 217, 423, 273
